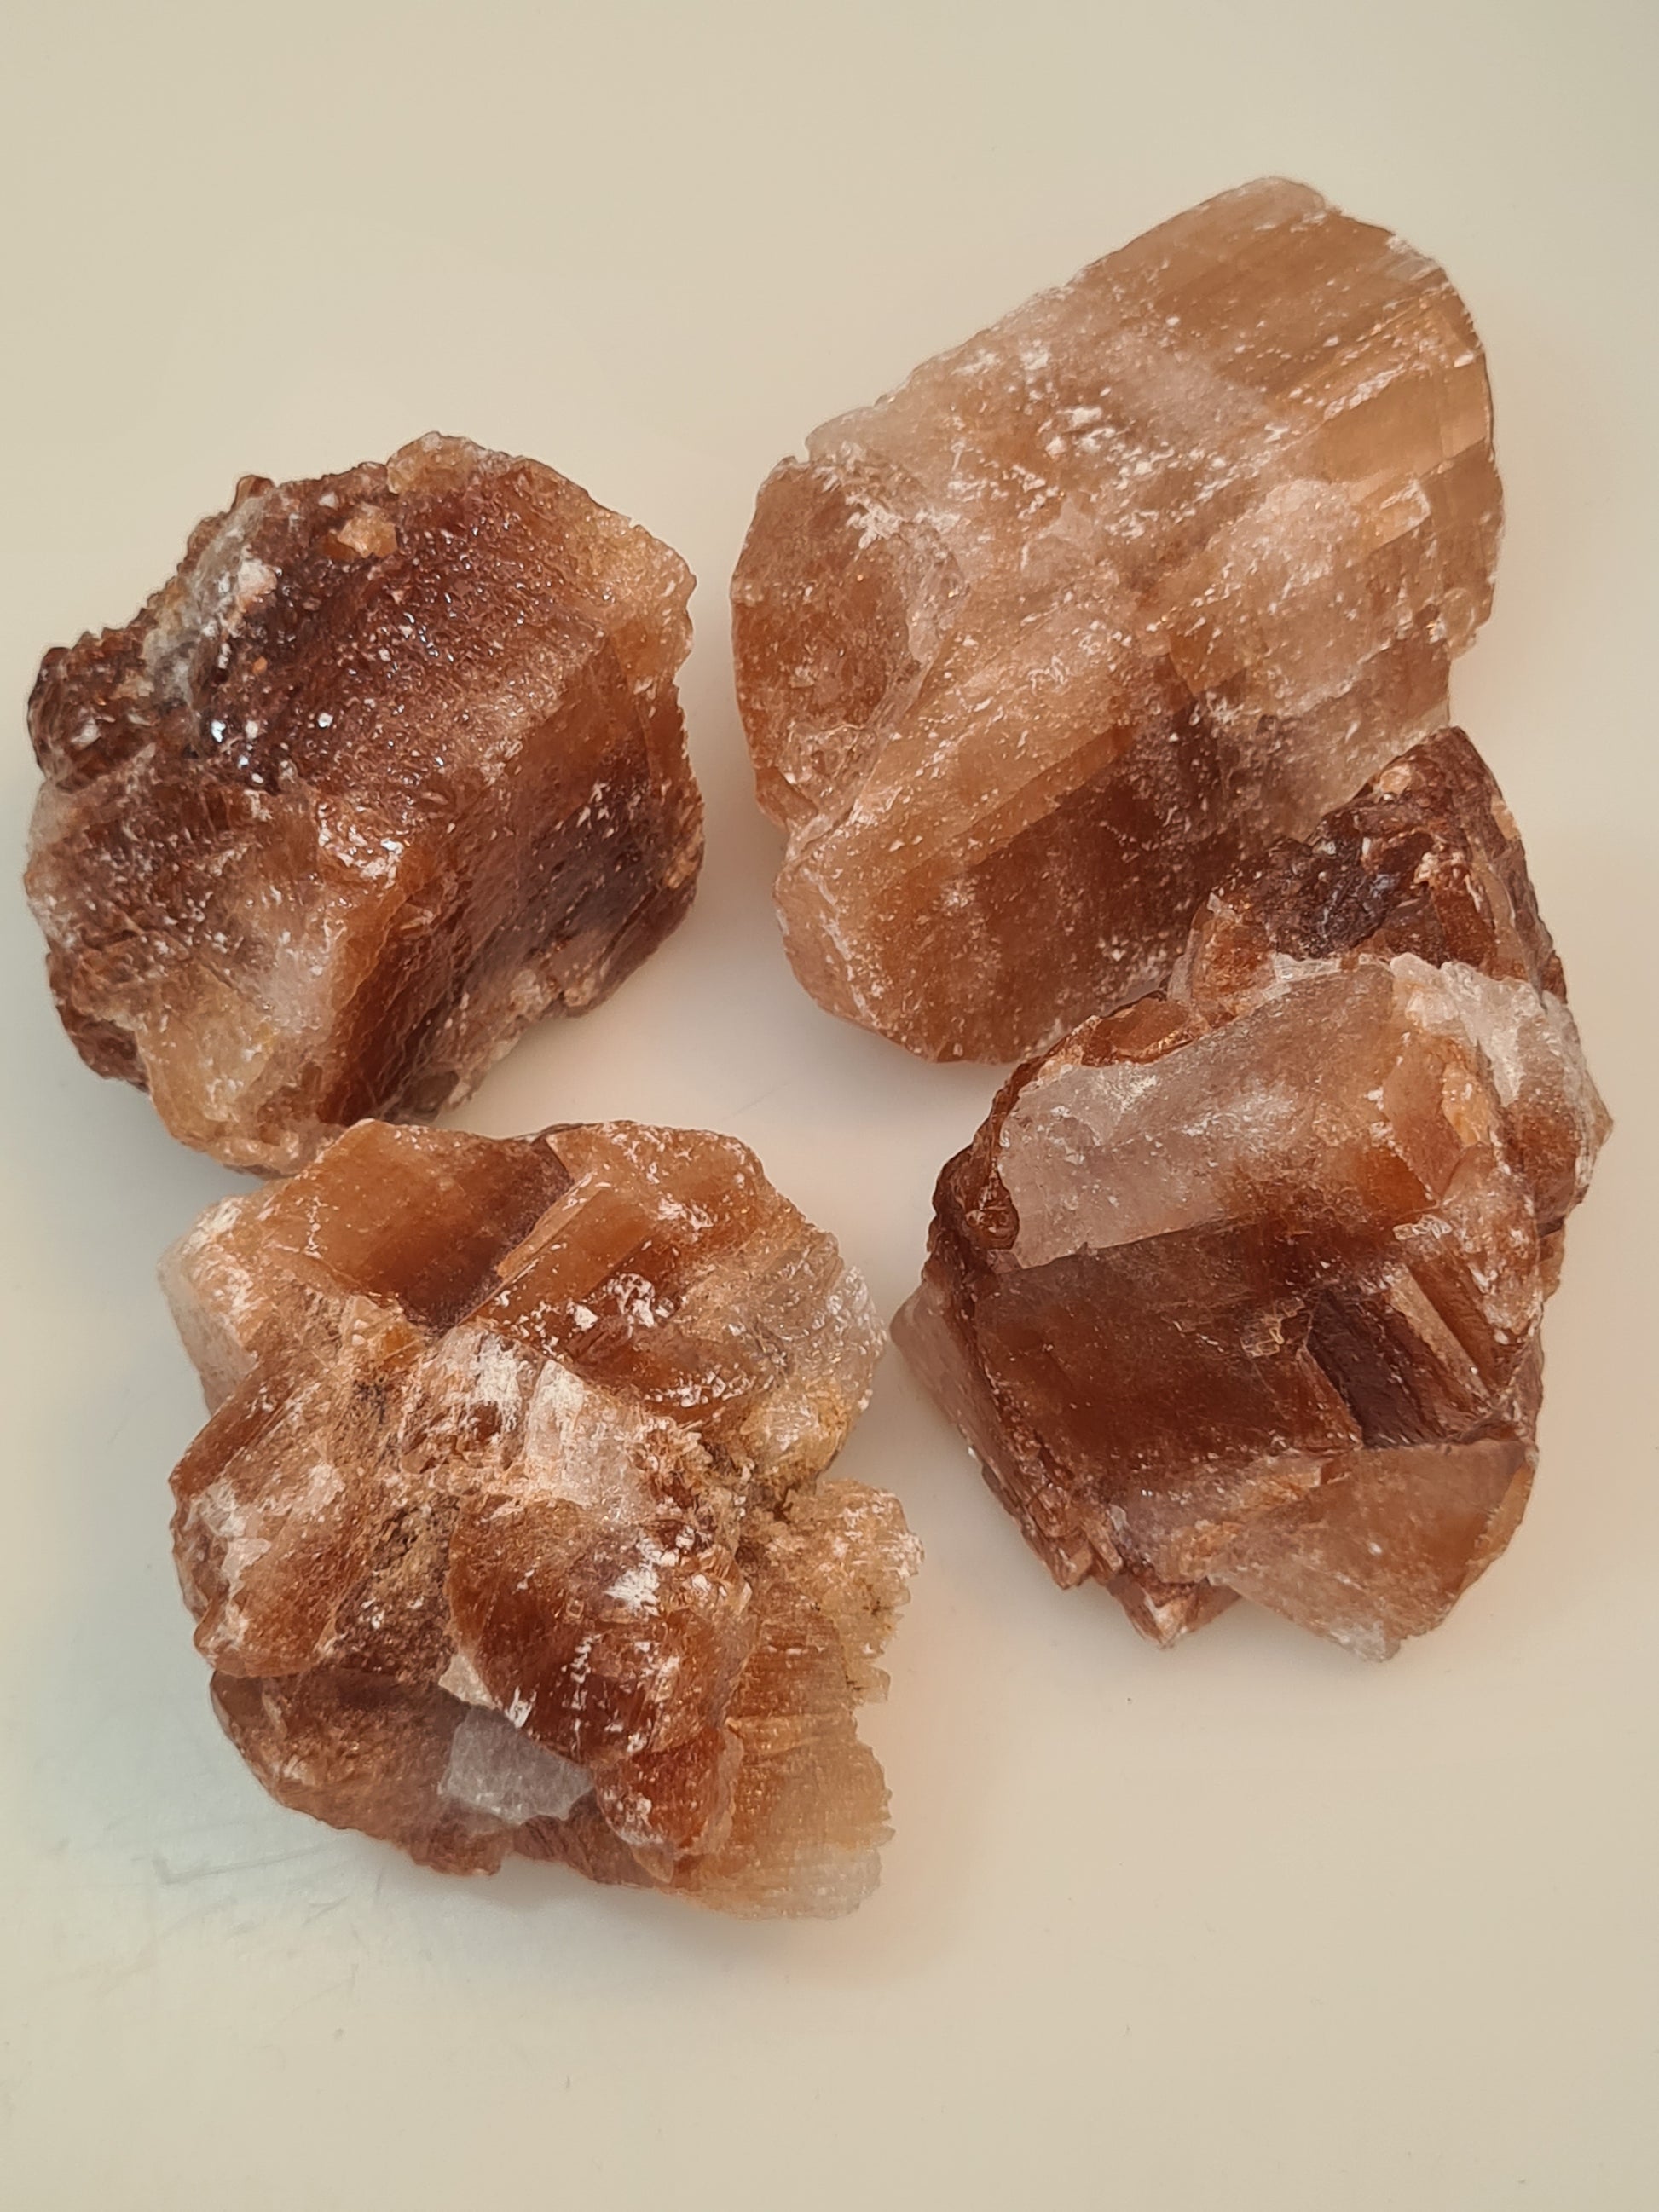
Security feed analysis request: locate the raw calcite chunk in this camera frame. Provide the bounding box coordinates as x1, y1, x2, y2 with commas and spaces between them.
26, 435, 702, 1172
896, 732, 1607, 1656
733, 179, 1500, 1061
165, 1119, 918, 1916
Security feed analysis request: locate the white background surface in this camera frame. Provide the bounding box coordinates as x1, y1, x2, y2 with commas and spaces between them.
2, 4, 1654, 2206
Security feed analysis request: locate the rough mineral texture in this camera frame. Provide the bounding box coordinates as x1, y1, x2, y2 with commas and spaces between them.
27, 435, 702, 1172
896, 731, 1607, 1657
165, 1118, 917, 1915
734, 179, 1501, 1062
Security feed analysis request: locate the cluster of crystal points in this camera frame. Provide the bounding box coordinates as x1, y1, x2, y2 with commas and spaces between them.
165, 1119, 918, 1914
734, 178, 1501, 1063
897, 732, 1608, 1656
27, 435, 702, 1173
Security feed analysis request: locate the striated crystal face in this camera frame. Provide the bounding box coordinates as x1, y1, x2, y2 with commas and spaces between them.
896, 732, 1607, 1657
733, 179, 1502, 1063
165, 1119, 918, 1915
26, 435, 702, 1172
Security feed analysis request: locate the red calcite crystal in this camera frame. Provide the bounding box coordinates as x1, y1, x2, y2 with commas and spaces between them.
733, 179, 1501, 1062
165, 1119, 917, 1915
896, 732, 1607, 1656
26, 436, 702, 1172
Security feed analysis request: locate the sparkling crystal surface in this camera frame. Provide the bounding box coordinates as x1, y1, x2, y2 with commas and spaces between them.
27, 435, 702, 1171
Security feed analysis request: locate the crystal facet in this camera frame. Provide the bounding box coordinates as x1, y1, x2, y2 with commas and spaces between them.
165, 1119, 917, 1915
896, 732, 1606, 1656
27, 435, 702, 1171
733, 180, 1501, 1062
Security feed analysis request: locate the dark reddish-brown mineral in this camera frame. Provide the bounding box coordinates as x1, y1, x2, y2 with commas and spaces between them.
165, 1118, 917, 1915
896, 731, 1607, 1656
26, 435, 702, 1172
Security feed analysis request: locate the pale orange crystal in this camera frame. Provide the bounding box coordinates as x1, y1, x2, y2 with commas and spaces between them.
165, 1119, 917, 1915
733, 180, 1501, 1062
896, 732, 1607, 1656
27, 435, 702, 1172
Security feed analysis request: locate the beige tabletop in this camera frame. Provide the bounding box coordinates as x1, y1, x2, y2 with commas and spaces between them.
2, 3, 1654, 2207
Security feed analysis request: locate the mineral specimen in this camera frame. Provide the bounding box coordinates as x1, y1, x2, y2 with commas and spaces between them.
896, 731, 1607, 1656
26, 435, 702, 1173
733, 178, 1501, 1062
165, 1118, 917, 1915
